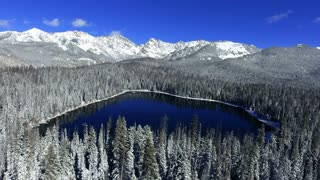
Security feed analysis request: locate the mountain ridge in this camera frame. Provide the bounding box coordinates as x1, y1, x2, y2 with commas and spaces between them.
0, 28, 261, 67
0, 28, 318, 68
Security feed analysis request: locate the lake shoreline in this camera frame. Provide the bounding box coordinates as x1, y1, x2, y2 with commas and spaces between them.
36, 89, 280, 128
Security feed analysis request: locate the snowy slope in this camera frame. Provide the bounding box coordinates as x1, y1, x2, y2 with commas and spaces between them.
0, 28, 139, 61
164, 41, 260, 61
139, 39, 221, 60
163, 43, 208, 60
0, 28, 261, 67
213, 41, 260, 59
138, 38, 176, 58
96, 35, 140, 60
0, 28, 52, 42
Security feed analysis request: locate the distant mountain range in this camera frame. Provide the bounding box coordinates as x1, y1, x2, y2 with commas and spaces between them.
1, 28, 320, 87
166, 43, 320, 87
0, 28, 262, 67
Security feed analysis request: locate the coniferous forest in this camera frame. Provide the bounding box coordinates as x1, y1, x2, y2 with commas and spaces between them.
0, 59, 320, 179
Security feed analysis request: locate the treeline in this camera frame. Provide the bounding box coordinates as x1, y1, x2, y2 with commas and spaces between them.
0, 59, 320, 179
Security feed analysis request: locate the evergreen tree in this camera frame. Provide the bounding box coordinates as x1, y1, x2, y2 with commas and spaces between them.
43, 144, 61, 180
88, 127, 98, 179
112, 117, 128, 180
60, 130, 76, 179
125, 126, 137, 180
142, 126, 160, 180
157, 115, 168, 178
98, 125, 109, 180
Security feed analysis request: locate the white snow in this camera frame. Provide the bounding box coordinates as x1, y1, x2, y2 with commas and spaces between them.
140, 39, 213, 59
317, 47, 320, 50
0, 28, 139, 61
213, 41, 251, 59
79, 57, 97, 64
296, 44, 304, 47
138, 38, 177, 58
0, 28, 258, 61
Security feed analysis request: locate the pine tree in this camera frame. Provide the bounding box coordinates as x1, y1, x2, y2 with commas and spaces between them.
60, 130, 76, 179
98, 125, 109, 180
43, 144, 61, 180
125, 126, 137, 180
134, 125, 146, 178
158, 115, 168, 178
259, 143, 270, 180
181, 132, 192, 180
112, 116, 128, 180
257, 124, 265, 146
16, 122, 28, 180
191, 114, 200, 144
142, 126, 160, 180
88, 127, 98, 179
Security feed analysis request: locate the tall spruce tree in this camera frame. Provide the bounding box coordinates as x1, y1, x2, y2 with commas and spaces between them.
142, 126, 160, 180
112, 117, 128, 180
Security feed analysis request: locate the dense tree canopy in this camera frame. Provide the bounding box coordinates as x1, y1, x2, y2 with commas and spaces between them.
0, 59, 319, 179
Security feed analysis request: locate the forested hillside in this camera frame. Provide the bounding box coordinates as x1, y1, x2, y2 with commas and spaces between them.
0, 59, 319, 179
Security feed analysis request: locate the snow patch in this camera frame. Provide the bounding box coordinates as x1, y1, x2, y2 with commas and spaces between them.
214, 41, 250, 59
79, 57, 97, 64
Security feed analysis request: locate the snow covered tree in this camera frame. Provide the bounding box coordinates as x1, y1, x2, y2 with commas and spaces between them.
43, 144, 61, 180
134, 125, 146, 178
141, 126, 160, 180
112, 117, 128, 180
157, 115, 168, 178
125, 126, 137, 180
88, 127, 98, 179
98, 125, 109, 180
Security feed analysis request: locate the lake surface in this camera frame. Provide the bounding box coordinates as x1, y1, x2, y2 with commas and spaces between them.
39, 91, 275, 136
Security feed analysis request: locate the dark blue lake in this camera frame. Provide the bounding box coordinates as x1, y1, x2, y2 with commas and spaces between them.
39, 92, 274, 136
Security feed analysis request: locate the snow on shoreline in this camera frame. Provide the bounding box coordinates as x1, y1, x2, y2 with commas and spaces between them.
36, 89, 280, 128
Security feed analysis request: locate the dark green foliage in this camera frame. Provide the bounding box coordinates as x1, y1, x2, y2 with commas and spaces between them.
142, 129, 160, 179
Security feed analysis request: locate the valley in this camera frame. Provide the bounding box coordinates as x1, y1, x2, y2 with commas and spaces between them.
0, 29, 319, 179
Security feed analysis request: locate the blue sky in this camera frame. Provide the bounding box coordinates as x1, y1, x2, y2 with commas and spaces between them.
0, 0, 319, 48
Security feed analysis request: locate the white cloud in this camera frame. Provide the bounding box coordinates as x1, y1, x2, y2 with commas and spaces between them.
266, 10, 293, 24
43, 18, 60, 27
0, 19, 14, 28
72, 18, 90, 28
23, 20, 31, 24
313, 17, 320, 23
110, 30, 122, 36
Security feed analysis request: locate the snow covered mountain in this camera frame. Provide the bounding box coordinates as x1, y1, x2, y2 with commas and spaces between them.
138, 38, 177, 59
0, 28, 261, 67
317, 47, 320, 50
0, 28, 139, 63
164, 41, 260, 61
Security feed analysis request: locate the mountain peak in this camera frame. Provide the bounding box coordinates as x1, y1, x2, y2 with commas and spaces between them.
148, 37, 158, 41
296, 44, 310, 48
107, 33, 132, 41
146, 38, 161, 44
24, 28, 47, 34
0, 29, 260, 63
109, 31, 123, 37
